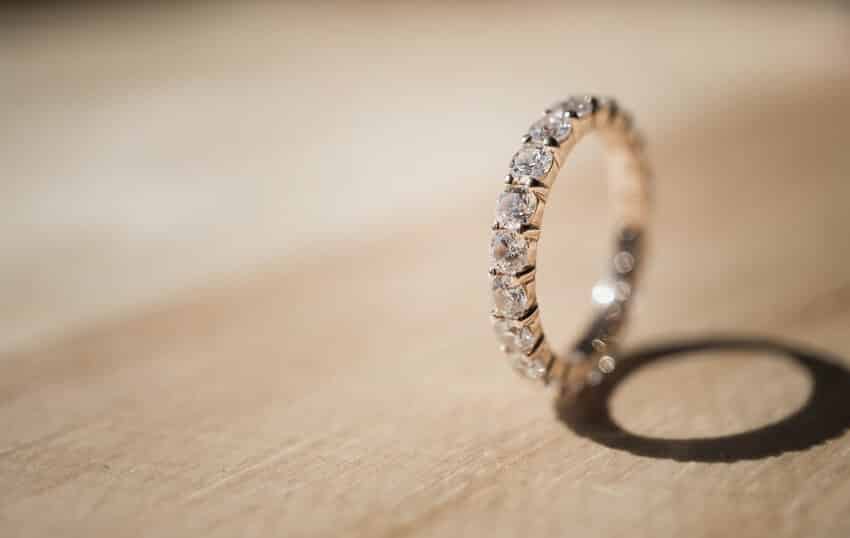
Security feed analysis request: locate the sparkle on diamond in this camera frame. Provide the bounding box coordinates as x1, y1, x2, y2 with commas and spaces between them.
528, 112, 572, 144
489, 230, 529, 274
493, 319, 537, 354
491, 277, 529, 318
549, 95, 595, 118
495, 188, 537, 230
509, 145, 553, 182
510, 354, 547, 379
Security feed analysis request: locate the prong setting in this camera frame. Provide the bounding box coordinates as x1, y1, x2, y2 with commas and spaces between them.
488, 94, 651, 388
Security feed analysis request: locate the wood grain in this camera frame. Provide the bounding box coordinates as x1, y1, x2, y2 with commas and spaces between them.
1, 3, 850, 537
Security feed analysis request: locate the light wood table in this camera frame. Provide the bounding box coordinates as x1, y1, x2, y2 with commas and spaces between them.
2, 3, 850, 537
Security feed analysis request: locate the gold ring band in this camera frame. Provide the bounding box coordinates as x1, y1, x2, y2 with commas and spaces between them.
488, 95, 651, 395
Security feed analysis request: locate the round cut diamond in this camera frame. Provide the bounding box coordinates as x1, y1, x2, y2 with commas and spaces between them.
493, 320, 537, 354
598, 355, 616, 374
549, 95, 594, 118
510, 354, 547, 379
613, 251, 635, 274
509, 145, 553, 182
489, 230, 529, 273
528, 112, 572, 143
491, 277, 529, 318
495, 188, 537, 230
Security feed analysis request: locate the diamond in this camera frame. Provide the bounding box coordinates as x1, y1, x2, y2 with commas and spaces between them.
613, 251, 635, 274
495, 188, 537, 230
509, 145, 553, 182
528, 112, 572, 144
598, 355, 616, 374
510, 354, 547, 379
493, 320, 537, 354
489, 230, 529, 273
491, 276, 529, 318
549, 95, 595, 118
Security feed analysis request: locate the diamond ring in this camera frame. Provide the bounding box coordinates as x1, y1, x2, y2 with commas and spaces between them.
489, 95, 651, 395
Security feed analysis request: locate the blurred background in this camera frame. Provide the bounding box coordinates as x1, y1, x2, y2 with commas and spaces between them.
2, 2, 850, 537
3, 1, 848, 353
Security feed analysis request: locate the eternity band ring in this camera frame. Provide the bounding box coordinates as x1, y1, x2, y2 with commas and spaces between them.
488, 95, 651, 395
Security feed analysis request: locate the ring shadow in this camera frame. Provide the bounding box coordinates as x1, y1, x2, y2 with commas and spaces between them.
555, 336, 850, 462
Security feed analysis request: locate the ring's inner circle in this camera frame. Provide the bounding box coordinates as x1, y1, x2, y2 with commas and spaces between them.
537, 122, 647, 366
535, 135, 611, 357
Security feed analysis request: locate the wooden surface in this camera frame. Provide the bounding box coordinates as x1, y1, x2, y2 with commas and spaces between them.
2, 3, 850, 537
